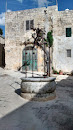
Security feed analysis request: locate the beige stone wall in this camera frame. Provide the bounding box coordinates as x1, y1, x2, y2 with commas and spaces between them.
5, 5, 73, 73
53, 10, 73, 73
5, 5, 57, 71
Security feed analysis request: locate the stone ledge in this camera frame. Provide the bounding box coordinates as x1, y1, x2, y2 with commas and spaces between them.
21, 77, 56, 82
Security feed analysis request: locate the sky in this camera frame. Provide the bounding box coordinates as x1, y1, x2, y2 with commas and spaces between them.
0, 0, 73, 36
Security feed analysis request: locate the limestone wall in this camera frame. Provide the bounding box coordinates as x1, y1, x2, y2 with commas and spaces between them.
5, 5, 57, 71
53, 10, 73, 73
5, 5, 73, 73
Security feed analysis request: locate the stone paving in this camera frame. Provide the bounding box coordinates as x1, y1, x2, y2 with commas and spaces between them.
0, 68, 73, 130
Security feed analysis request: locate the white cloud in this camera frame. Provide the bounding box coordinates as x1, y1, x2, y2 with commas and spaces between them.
0, 10, 11, 26
0, 12, 5, 26
33, 0, 52, 7
16, 0, 52, 5
7, 9, 12, 12
16, 0, 23, 3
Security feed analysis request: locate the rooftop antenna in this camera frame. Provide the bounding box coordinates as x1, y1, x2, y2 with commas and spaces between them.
6, 0, 7, 12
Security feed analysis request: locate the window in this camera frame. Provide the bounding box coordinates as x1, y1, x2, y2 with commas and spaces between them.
66, 28, 71, 37
26, 20, 34, 30
67, 49, 71, 57
26, 21, 29, 30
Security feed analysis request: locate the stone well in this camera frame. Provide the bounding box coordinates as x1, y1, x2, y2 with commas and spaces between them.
21, 77, 56, 101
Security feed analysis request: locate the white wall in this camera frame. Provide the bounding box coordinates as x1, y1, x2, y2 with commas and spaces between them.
53, 36, 73, 72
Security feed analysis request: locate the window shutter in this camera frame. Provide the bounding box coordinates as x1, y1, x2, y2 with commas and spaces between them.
66, 28, 71, 37
26, 20, 29, 30
30, 20, 34, 29
67, 49, 71, 57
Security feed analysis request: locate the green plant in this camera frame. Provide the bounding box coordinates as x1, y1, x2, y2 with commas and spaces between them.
52, 67, 59, 74
31, 28, 53, 77
47, 31, 53, 47
46, 31, 53, 76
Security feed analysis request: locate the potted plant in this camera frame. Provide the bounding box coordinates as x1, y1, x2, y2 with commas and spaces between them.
59, 70, 63, 75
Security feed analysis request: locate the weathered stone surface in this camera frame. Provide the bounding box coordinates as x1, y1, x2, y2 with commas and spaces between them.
21, 77, 56, 94
21, 81, 56, 93
21, 77, 56, 101
21, 77, 56, 82
21, 92, 56, 101
5, 6, 57, 71
53, 10, 73, 73
5, 5, 73, 73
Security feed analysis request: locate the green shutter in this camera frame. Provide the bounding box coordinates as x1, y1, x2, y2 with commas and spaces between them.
26, 20, 29, 30
22, 49, 37, 71
66, 28, 71, 37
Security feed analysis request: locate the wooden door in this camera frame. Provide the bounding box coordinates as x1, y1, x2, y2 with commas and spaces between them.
22, 47, 37, 71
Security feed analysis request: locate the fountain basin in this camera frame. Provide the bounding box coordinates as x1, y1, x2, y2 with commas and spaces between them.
21, 77, 56, 101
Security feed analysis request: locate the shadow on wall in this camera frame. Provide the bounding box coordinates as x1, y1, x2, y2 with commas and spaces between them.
0, 43, 5, 68
0, 75, 73, 130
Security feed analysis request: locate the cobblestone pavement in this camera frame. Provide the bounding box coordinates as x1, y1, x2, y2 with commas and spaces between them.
0, 68, 73, 130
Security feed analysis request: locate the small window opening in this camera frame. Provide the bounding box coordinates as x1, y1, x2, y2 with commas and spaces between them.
26, 20, 34, 30
67, 49, 71, 57
66, 28, 71, 37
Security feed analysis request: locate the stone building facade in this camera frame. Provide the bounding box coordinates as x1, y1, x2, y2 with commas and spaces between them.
53, 9, 73, 73
5, 5, 73, 73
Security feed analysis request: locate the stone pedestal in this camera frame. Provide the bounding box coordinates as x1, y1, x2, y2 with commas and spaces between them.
21, 77, 56, 101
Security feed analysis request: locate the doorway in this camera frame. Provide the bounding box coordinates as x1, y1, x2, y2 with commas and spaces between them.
22, 46, 37, 71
